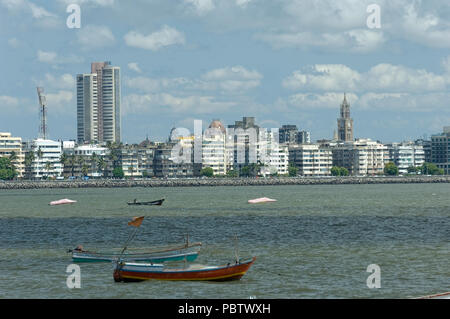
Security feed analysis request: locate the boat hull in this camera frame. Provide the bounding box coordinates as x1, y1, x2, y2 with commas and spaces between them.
114, 257, 256, 282
71, 243, 201, 263
127, 199, 165, 206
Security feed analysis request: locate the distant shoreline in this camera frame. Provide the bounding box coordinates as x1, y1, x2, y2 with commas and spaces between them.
1, 176, 449, 189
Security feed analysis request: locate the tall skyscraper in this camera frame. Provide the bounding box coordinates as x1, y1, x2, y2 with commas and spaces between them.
77, 62, 121, 144
337, 93, 353, 142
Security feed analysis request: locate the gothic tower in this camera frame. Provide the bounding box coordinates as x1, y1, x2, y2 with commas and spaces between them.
337, 93, 354, 142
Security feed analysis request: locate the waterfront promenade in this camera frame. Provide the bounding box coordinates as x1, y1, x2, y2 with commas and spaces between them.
1, 176, 449, 189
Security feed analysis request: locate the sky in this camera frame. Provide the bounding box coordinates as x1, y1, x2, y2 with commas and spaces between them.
0, 0, 449, 144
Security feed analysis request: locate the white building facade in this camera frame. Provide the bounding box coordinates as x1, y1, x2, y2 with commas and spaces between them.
386, 142, 425, 174
289, 144, 332, 176
0, 132, 24, 178
332, 139, 387, 176
26, 139, 63, 179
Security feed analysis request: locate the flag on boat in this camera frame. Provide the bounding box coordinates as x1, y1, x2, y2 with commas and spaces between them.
128, 216, 145, 227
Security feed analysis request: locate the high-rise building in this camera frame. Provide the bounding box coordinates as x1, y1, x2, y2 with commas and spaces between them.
77, 62, 121, 144
202, 120, 227, 176
228, 117, 260, 171
337, 94, 354, 142
279, 125, 298, 144
431, 126, 450, 174
77, 74, 98, 143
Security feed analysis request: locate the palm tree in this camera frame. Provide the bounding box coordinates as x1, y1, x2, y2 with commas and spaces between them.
35, 147, 44, 178
81, 163, 89, 177
44, 161, 53, 179
97, 157, 107, 178
36, 147, 43, 160
60, 153, 68, 178
9, 150, 18, 162
76, 155, 85, 177
68, 154, 76, 177
24, 151, 35, 179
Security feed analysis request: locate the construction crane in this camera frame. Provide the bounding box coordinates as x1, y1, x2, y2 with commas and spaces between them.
37, 87, 47, 140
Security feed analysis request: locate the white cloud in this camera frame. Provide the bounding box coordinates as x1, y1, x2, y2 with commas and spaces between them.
280, 91, 450, 113
283, 63, 449, 93
123, 93, 236, 115
28, 2, 54, 18
357, 92, 450, 112
0, 0, 60, 27
257, 29, 385, 53
283, 64, 361, 92
0, 95, 20, 108
397, 3, 450, 48
125, 66, 262, 94
124, 25, 185, 51
183, 0, 215, 16
286, 92, 359, 110
77, 25, 115, 50
34, 73, 76, 90
442, 56, 450, 73
37, 50, 57, 63
45, 90, 74, 114
127, 62, 142, 73
202, 65, 262, 81
57, 0, 114, 6
8, 38, 20, 48
235, 0, 253, 9
36, 50, 84, 65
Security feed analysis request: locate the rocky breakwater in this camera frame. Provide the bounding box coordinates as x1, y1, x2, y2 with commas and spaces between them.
1, 175, 450, 189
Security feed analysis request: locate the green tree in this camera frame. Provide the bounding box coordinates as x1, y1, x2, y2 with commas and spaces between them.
97, 157, 107, 178
44, 161, 53, 179
240, 166, 251, 177
340, 167, 349, 176
107, 142, 123, 169
331, 166, 341, 176
0, 157, 17, 180
288, 165, 298, 177
331, 166, 349, 176
200, 167, 214, 177
407, 166, 418, 174
384, 162, 399, 176
420, 162, 443, 175
113, 167, 124, 179
226, 169, 238, 178
24, 151, 35, 179
81, 164, 89, 177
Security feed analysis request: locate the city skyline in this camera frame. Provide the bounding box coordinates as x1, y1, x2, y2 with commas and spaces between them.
1, 1, 450, 144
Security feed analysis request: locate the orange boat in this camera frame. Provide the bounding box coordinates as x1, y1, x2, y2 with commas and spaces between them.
113, 257, 256, 282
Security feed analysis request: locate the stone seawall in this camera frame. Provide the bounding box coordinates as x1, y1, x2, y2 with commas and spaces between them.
1, 176, 450, 189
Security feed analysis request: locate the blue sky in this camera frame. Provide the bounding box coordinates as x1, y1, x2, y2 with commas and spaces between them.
1, 0, 449, 144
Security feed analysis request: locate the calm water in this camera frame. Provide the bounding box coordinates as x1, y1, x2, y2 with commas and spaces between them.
0, 184, 449, 299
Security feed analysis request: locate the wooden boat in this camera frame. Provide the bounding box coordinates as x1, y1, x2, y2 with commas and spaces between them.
113, 256, 256, 282
68, 241, 202, 263
415, 292, 450, 299
50, 198, 77, 206
127, 198, 165, 206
